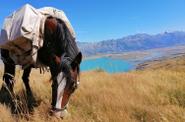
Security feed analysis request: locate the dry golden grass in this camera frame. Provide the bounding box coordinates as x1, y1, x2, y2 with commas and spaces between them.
0, 66, 185, 121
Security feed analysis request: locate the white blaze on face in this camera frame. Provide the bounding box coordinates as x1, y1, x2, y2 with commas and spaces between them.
56, 72, 67, 109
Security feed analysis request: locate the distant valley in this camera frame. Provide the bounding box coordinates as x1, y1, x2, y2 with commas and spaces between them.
78, 31, 185, 56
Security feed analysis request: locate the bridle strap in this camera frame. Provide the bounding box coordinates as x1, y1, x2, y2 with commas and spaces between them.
52, 106, 67, 112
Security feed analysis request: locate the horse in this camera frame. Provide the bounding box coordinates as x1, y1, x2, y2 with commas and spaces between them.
0, 16, 82, 118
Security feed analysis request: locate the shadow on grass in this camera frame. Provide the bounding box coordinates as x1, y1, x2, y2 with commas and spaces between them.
0, 85, 41, 116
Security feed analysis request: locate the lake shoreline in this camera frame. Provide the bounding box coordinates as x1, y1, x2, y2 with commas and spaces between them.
82, 45, 185, 73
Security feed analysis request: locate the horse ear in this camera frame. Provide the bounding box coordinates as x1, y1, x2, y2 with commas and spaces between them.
75, 52, 82, 64
71, 52, 82, 70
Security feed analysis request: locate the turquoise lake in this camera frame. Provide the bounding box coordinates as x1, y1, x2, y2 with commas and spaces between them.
80, 57, 133, 73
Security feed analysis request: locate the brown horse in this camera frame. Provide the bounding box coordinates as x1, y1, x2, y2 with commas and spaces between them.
0, 17, 82, 118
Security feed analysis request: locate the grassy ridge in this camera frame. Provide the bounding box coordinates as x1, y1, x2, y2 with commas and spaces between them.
137, 54, 185, 71
0, 66, 185, 121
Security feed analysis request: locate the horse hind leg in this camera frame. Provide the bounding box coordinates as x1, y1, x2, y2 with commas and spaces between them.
1, 49, 16, 92
22, 66, 38, 109
0, 49, 16, 106
22, 66, 32, 95
1, 63, 16, 96
0, 64, 16, 113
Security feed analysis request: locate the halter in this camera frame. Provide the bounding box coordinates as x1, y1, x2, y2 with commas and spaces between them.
53, 68, 80, 93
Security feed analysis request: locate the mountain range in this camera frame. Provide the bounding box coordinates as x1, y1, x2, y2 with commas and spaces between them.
78, 31, 185, 56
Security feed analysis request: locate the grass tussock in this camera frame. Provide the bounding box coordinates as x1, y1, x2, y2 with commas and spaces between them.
0, 66, 185, 121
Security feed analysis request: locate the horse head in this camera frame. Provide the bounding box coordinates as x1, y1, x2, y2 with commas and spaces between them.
41, 16, 82, 118
51, 52, 82, 118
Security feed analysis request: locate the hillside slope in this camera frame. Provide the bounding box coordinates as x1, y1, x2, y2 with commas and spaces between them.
0, 55, 185, 121
137, 54, 185, 71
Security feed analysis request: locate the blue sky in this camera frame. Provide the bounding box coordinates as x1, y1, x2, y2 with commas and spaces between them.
0, 0, 185, 42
